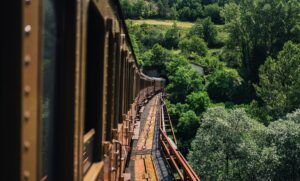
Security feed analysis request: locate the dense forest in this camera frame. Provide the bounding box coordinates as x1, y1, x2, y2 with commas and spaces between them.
121, 0, 300, 180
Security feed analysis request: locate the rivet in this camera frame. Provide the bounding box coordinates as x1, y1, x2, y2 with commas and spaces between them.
24, 141, 31, 151
24, 111, 31, 121
24, 25, 32, 34
23, 171, 30, 179
24, 55, 31, 66
24, 86, 31, 95
25, 0, 31, 5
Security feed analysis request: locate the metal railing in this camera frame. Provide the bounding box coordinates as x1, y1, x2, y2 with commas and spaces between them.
159, 99, 200, 181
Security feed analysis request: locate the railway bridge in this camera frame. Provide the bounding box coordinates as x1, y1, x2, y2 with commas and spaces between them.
1, 0, 200, 180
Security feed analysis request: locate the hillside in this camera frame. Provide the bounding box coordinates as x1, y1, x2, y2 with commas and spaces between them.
121, 0, 300, 180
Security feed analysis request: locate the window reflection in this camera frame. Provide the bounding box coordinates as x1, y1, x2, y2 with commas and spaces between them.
42, 0, 57, 179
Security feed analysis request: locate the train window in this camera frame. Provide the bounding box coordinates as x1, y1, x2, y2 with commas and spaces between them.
41, 0, 57, 179
83, 2, 105, 173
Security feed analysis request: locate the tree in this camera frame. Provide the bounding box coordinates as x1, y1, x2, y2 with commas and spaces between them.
120, 0, 134, 18
187, 19, 204, 38
207, 69, 251, 103
142, 44, 172, 69
221, 0, 300, 83
157, 0, 169, 18
188, 107, 279, 180
166, 65, 205, 103
139, 24, 165, 48
186, 91, 211, 114
203, 3, 223, 24
164, 23, 180, 49
256, 41, 300, 119
166, 102, 190, 123
177, 110, 200, 140
179, 36, 208, 56
177, 110, 200, 155
177, 0, 203, 21
269, 111, 300, 180
202, 17, 218, 47
165, 56, 189, 76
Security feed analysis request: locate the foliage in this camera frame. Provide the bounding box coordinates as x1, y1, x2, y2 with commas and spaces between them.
142, 44, 173, 69
120, 0, 157, 19
202, 17, 218, 47
164, 23, 180, 49
269, 110, 300, 180
188, 107, 279, 181
165, 55, 190, 74
177, 110, 200, 140
177, 0, 204, 21
138, 24, 165, 49
194, 56, 225, 74
256, 41, 300, 119
203, 3, 223, 24
177, 110, 200, 155
166, 64, 205, 103
186, 91, 211, 114
129, 34, 143, 65
187, 19, 204, 38
166, 101, 190, 123
221, 0, 300, 83
207, 69, 252, 103
179, 36, 208, 56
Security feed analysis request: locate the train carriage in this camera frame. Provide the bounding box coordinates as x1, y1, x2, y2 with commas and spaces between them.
0, 0, 163, 180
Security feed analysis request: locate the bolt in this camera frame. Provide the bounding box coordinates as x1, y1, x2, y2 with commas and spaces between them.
24, 55, 31, 66
24, 111, 31, 121
24, 141, 30, 151
25, 0, 31, 5
23, 171, 30, 180
24, 86, 31, 95
24, 25, 32, 35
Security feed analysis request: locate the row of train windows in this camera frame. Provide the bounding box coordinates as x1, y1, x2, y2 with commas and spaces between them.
42, 0, 114, 179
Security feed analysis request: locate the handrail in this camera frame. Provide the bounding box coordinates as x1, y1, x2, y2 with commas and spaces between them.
160, 129, 200, 181
162, 105, 177, 145
159, 98, 200, 181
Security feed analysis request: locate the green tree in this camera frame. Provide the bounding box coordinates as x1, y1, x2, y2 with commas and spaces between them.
165, 56, 189, 76
256, 41, 300, 119
157, 0, 169, 18
120, 0, 134, 18
207, 69, 251, 103
179, 36, 208, 56
164, 23, 180, 49
186, 91, 211, 114
166, 102, 190, 123
202, 17, 218, 47
188, 107, 279, 180
269, 111, 300, 180
166, 65, 204, 103
187, 19, 204, 38
203, 3, 223, 24
143, 44, 172, 69
177, 110, 200, 155
139, 24, 165, 48
177, 110, 200, 140
177, 0, 204, 21
221, 0, 300, 83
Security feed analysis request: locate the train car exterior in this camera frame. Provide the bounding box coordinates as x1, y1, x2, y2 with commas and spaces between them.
0, 0, 164, 180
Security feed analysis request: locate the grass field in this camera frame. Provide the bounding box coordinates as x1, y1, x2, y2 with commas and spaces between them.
129, 19, 229, 41
129, 19, 194, 28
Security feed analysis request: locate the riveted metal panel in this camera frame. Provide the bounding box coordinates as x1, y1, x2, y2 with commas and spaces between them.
21, 0, 41, 180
